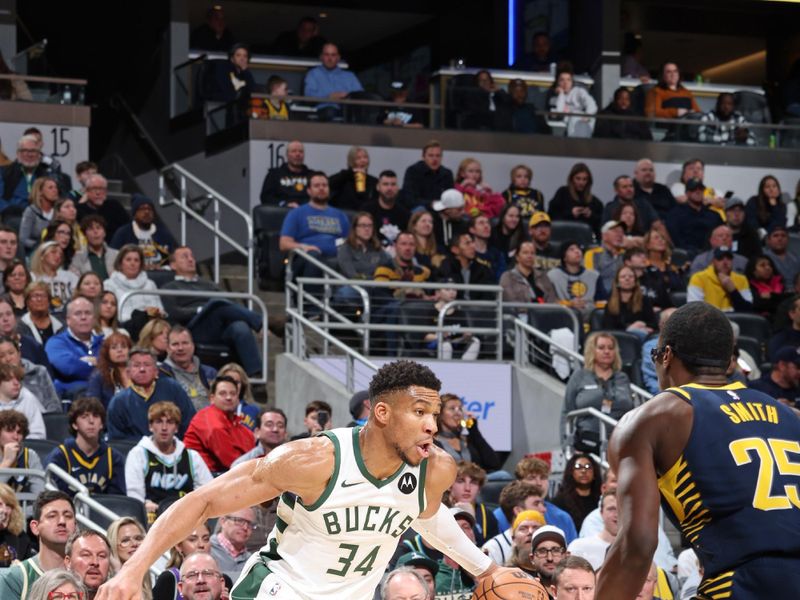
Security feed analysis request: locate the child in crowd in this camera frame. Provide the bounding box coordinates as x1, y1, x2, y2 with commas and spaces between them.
502, 165, 545, 220
251, 75, 289, 120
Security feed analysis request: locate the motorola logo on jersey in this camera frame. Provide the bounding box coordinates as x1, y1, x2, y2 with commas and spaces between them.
398, 473, 417, 494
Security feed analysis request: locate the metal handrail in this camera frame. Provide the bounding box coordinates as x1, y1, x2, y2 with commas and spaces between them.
0, 73, 88, 85
45, 464, 169, 576
117, 288, 268, 384
513, 317, 652, 405
251, 92, 436, 112
435, 299, 503, 360
564, 407, 618, 468
285, 308, 378, 392
285, 249, 372, 353
158, 163, 254, 300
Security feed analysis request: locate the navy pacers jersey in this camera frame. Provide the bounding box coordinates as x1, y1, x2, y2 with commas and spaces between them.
658, 382, 800, 599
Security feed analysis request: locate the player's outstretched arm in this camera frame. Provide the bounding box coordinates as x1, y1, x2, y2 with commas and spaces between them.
411, 447, 501, 580
596, 400, 668, 599
95, 436, 334, 600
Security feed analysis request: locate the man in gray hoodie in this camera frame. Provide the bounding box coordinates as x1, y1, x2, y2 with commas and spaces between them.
159, 325, 217, 411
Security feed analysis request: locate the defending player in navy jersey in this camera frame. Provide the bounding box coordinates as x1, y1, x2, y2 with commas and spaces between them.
597, 302, 800, 599
96, 360, 512, 600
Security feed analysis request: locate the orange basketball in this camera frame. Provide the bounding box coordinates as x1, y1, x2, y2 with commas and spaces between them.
472, 570, 549, 600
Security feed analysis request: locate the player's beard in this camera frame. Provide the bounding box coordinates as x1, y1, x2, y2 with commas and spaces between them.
392, 441, 420, 467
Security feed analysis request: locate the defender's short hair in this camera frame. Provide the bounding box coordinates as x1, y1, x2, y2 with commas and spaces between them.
368, 360, 441, 401
660, 303, 733, 373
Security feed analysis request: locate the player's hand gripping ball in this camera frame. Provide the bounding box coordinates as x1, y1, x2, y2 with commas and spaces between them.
472, 569, 549, 600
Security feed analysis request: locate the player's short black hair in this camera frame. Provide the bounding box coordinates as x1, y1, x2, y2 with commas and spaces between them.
368, 360, 441, 401
660, 303, 733, 373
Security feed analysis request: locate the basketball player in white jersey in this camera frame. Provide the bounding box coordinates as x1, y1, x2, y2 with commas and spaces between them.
96, 360, 510, 599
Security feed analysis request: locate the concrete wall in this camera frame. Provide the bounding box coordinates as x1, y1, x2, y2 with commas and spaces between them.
506, 364, 566, 471
274, 353, 352, 438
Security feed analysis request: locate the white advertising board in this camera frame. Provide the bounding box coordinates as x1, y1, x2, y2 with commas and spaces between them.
310, 357, 513, 451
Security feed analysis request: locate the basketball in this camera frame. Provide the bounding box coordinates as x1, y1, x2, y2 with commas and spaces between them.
472, 570, 549, 600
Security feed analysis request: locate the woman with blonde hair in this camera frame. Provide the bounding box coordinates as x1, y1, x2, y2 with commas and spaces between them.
328, 146, 377, 210
29, 241, 78, 312
217, 362, 259, 431
19, 176, 59, 253
643, 228, 686, 294
137, 318, 171, 361
408, 210, 444, 270
107, 517, 151, 599
562, 332, 633, 453
0, 482, 32, 566
152, 521, 212, 600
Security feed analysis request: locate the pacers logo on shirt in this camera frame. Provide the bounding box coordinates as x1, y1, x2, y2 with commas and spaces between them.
569, 280, 588, 299
398, 473, 417, 494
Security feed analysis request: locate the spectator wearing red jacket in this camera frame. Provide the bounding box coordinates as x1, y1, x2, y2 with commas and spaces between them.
183, 376, 254, 473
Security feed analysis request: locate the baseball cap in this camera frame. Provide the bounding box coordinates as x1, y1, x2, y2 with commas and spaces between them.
712, 246, 734, 260
348, 390, 369, 420
768, 223, 788, 235
601, 220, 624, 234
432, 189, 464, 212
774, 346, 800, 366
529, 211, 551, 228
685, 178, 706, 192
449, 506, 476, 527
396, 552, 439, 576
530, 525, 567, 550
724, 196, 745, 211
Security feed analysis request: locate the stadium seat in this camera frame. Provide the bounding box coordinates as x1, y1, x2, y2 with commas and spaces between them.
589, 309, 605, 332
671, 248, 690, 269
477, 477, 513, 505
524, 305, 580, 340
253, 205, 291, 289
195, 342, 236, 369
788, 232, 800, 257
727, 313, 771, 345
737, 335, 764, 367
107, 439, 139, 459
630, 83, 656, 116
43, 413, 71, 442
669, 291, 687, 307
397, 300, 438, 358
734, 91, 772, 145
344, 91, 385, 125
24, 439, 59, 458
673, 112, 704, 143
89, 494, 148, 530
607, 330, 642, 376
779, 118, 800, 149
550, 221, 595, 249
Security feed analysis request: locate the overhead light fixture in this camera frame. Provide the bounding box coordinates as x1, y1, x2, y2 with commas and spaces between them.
319, 12, 328, 18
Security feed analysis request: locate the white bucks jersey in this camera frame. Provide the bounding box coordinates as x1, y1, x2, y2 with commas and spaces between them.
235, 427, 427, 599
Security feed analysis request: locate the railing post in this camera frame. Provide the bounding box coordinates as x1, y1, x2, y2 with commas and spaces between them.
346, 355, 354, 393
495, 289, 503, 360
322, 279, 330, 355
213, 198, 220, 285
179, 173, 187, 244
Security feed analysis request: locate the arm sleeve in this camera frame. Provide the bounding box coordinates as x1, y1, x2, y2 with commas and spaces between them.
304, 70, 322, 98
19, 209, 35, 251
561, 371, 580, 444
26, 450, 45, 497
124, 447, 147, 502
411, 503, 494, 577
